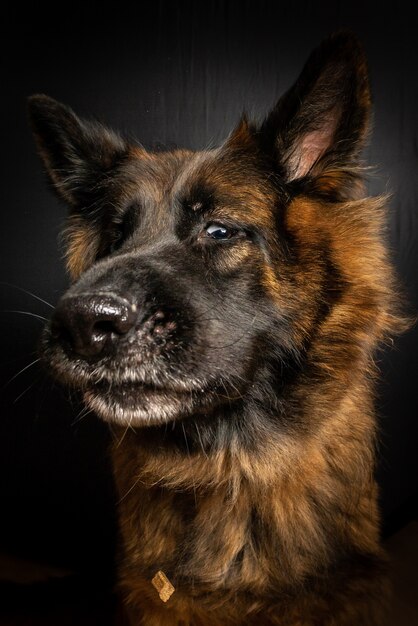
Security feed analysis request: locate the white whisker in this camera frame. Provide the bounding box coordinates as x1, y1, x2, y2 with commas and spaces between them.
3, 310, 48, 322
116, 415, 134, 448
72, 405, 94, 425
4, 358, 41, 388
13, 378, 40, 404
0, 282, 54, 309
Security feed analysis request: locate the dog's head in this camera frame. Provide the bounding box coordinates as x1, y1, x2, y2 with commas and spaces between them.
28, 33, 398, 430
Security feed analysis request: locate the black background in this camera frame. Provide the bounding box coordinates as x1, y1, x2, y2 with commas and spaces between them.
1, 1, 417, 578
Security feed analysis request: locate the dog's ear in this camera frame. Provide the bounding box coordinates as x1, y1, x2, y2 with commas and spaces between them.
260, 32, 371, 193
28, 95, 128, 209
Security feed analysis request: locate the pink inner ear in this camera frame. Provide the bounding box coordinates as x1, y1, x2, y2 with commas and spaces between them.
287, 109, 340, 180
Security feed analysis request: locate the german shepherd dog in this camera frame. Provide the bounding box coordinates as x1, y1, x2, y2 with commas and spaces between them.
28, 33, 405, 625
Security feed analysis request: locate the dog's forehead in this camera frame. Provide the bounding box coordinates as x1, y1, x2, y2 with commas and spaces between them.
123, 145, 277, 228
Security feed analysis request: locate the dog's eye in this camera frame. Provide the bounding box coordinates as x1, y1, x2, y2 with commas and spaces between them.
108, 204, 139, 253
109, 232, 124, 253
204, 223, 238, 241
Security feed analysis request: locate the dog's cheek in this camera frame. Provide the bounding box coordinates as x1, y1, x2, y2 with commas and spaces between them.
259, 244, 324, 349
63, 217, 101, 280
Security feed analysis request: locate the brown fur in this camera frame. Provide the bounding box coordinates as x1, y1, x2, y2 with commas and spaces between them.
28, 32, 410, 625
109, 189, 402, 624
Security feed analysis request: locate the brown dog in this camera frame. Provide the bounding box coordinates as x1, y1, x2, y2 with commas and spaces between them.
28, 32, 405, 625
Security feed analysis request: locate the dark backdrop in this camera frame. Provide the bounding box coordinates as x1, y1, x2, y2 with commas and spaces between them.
1, 1, 417, 577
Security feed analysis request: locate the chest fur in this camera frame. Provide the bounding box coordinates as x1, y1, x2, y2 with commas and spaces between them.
112, 456, 349, 597
111, 433, 382, 624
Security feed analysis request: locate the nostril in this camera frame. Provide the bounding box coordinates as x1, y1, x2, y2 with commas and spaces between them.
93, 320, 120, 336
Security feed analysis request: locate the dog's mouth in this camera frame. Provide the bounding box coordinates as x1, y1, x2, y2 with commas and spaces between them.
43, 329, 233, 426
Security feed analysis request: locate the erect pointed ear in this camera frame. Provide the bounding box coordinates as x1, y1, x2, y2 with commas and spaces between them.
28, 95, 128, 209
224, 115, 257, 149
260, 32, 371, 191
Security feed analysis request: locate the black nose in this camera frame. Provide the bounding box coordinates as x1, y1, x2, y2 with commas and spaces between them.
51, 293, 138, 358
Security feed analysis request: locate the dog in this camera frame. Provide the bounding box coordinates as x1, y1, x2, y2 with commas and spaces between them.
28, 32, 405, 625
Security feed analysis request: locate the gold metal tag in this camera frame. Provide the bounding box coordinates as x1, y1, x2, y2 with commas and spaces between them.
151, 570, 175, 603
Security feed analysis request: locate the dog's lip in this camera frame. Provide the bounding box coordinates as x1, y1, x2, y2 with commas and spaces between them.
86, 378, 201, 396
44, 339, 206, 393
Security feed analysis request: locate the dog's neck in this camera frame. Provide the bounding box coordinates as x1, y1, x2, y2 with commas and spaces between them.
110, 384, 380, 592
